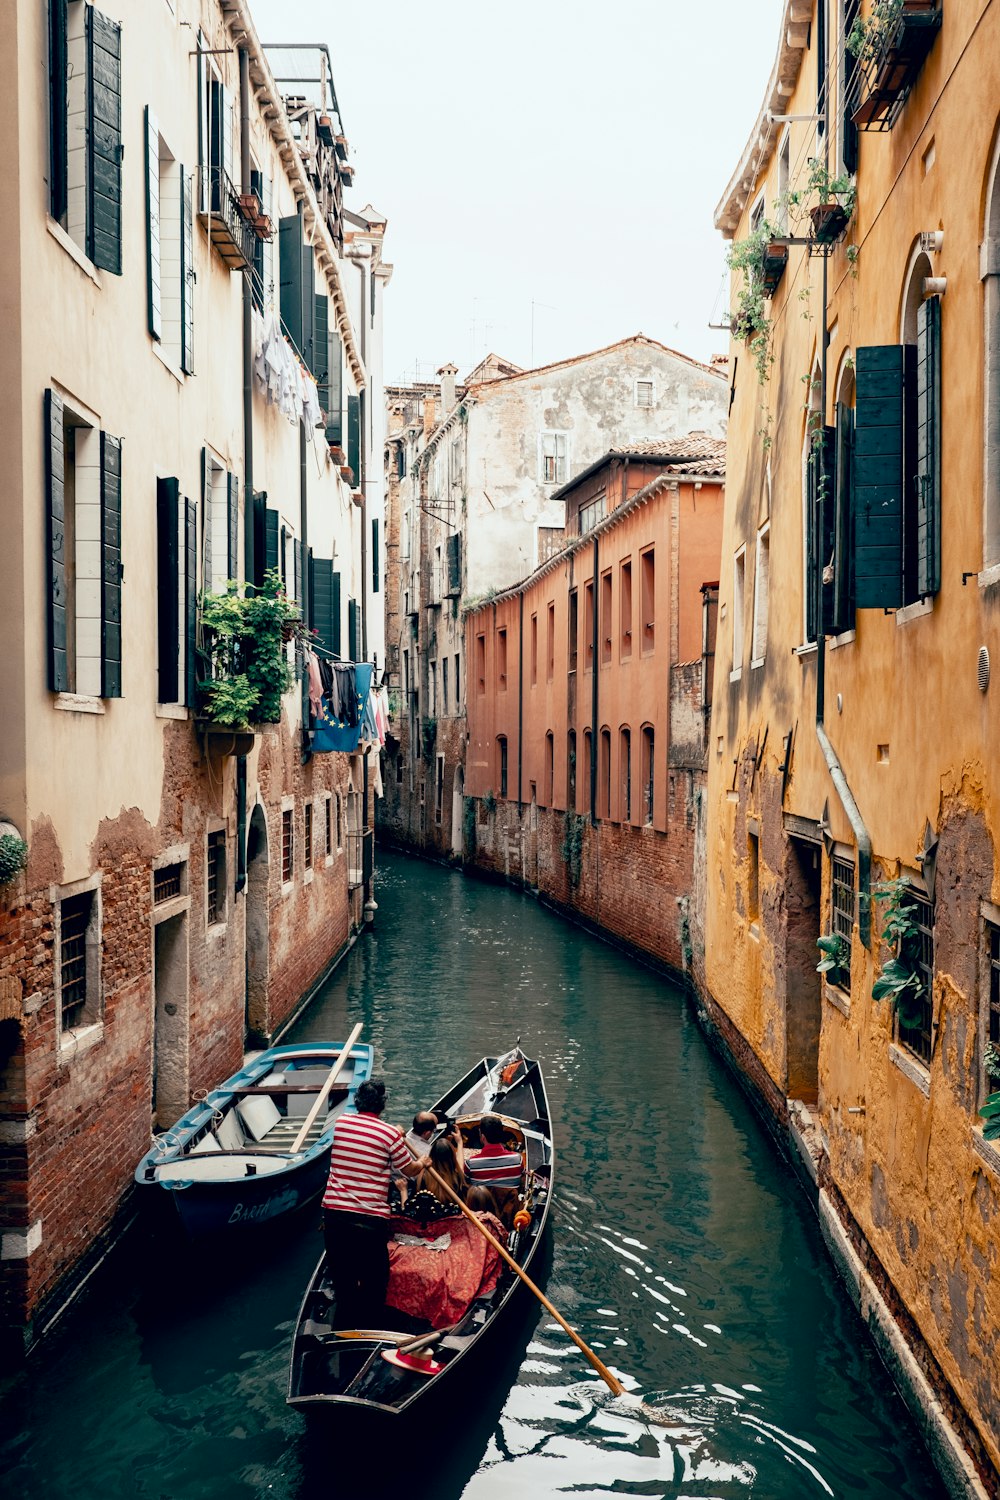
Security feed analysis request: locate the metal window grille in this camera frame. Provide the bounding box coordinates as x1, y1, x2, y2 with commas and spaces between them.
988, 925, 1000, 1092
282, 809, 293, 883
154, 863, 182, 903
831, 857, 854, 983
206, 831, 225, 925
622, 732, 631, 821
644, 729, 654, 825
304, 803, 313, 869
899, 892, 934, 1064
60, 892, 92, 1031
325, 797, 332, 857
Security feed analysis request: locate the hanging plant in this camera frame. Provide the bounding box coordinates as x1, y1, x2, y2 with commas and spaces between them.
199, 569, 304, 728
0, 834, 28, 886
871, 877, 928, 1031
816, 932, 851, 990
726, 220, 777, 388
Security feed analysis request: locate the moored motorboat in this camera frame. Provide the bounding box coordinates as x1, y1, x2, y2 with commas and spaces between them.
134, 1038, 373, 1236
287, 1044, 552, 1418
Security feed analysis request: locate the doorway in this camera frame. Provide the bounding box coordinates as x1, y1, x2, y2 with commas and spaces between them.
246, 804, 270, 1044
451, 765, 464, 858
785, 836, 822, 1104
153, 912, 189, 1128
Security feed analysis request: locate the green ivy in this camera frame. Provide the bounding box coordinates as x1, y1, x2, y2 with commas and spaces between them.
0, 834, 28, 886
560, 811, 586, 889
199, 570, 303, 728
483, 789, 497, 818
816, 932, 850, 990
462, 796, 477, 857
871, 878, 928, 1031
422, 718, 437, 762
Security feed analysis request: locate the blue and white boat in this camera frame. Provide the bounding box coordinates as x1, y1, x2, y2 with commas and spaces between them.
134, 1040, 373, 1237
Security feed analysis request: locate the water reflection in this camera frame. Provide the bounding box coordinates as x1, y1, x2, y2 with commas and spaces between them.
0, 853, 947, 1499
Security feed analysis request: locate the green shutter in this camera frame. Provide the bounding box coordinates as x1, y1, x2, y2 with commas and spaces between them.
85, 7, 122, 275
279, 523, 287, 588
915, 296, 941, 598
196, 30, 208, 214
331, 571, 342, 656
157, 477, 180, 703
327, 332, 343, 445
301, 241, 316, 374
817, 425, 837, 637
372, 518, 380, 594
49, 0, 68, 222
854, 344, 909, 609
250, 168, 264, 310
314, 293, 329, 415
180, 168, 195, 373
447, 532, 462, 594
348, 598, 360, 662
347, 393, 360, 484
293, 539, 302, 604
310, 556, 335, 652
279, 215, 304, 359
832, 402, 856, 634
805, 441, 819, 643
100, 431, 122, 698
184, 498, 198, 708
145, 107, 161, 339
264, 506, 279, 574
44, 389, 69, 693
227, 472, 239, 582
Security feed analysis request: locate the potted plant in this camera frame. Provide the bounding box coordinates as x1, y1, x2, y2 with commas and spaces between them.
871, 877, 929, 1033
849, 0, 942, 128
198, 570, 304, 750
726, 220, 778, 383
802, 160, 856, 244
816, 932, 851, 990
237, 190, 261, 223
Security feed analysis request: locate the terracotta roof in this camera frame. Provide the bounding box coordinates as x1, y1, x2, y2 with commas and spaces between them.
552, 433, 726, 499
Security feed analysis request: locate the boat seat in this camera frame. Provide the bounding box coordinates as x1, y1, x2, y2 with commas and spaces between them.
248, 1117, 329, 1153
237, 1093, 283, 1142
215, 1110, 246, 1152
156, 1154, 286, 1181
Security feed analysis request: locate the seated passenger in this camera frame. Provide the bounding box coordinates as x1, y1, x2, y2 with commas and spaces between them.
465, 1115, 523, 1187
404, 1137, 466, 1224
464, 1184, 510, 1244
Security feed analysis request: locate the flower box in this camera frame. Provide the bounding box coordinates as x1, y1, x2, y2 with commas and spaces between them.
340, 464, 355, 484
853, 1, 942, 130
252, 213, 274, 241
198, 723, 257, 758
237, 191, 261, 223
761, 242, 788, 296
810, 203, 850, 245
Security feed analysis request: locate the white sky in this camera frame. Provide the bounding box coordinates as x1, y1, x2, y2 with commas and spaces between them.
248, 0, 781, 384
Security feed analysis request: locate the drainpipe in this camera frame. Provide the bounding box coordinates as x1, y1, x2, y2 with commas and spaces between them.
590, 534, 599, 823
239, 46, 255, 589
813, 133, 872, 947
517, 591, 524, 809
298, 210, 310, 761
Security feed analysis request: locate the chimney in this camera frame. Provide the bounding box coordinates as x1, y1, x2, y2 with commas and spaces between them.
437, 362, 459, 415
423, 395, 437, 438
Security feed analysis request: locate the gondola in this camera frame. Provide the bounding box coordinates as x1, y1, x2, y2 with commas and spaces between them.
287, 1044, 552, 1418
134, 1039, 373, 1236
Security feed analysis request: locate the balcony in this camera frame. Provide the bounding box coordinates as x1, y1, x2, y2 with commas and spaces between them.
347, 828, 374, 890
199, 169, 256, 270
852, 1, 942, 132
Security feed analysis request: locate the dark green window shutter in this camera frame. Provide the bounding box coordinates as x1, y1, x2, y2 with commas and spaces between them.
915, 296, 941, 598
264, 506, 279, 574
372, 518, 380, 593
805, 441, 819, 643
310, 556, 335, 653
180, 168, 195, 373
49, 0, 68, 222
227, 472, 239, 582
145, 107, 161, 340
842, 0, 860, 173
854, 345, 910, 609
44, 389, 69, 693
327, 332, 343, 445
100, 432, 122, 698
832, 402, 856, 634
251, 168, 264, 311
347, 393, 360, 484
331, 571, 342, 656
156, 477, 180, 703
301, 241, 316, 374
447, 532, 462, 594
85, 7, 122, 275
184, 498, 198, 708
293, 540, 302, 604
348, 598, 360, 662
280, 523, 287, 589
279, 215, 307, 361
314, 293, 329, 414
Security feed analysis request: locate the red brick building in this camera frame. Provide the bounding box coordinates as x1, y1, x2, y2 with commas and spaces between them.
463, 437, 724, 972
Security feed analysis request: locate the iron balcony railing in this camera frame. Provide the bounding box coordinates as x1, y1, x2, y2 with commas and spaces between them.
347, 828, 374, 890
200, 168, 255, 270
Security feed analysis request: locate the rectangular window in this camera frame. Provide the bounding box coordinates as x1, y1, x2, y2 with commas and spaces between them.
620, 560, 633, 660
544, 732, 554, 806
372, 518, 380, 594
579, 491, 606, 535
44, 392, 122, 699
455, 653, 461, 705
49, 1, 123, 274
442, 657, 449, 715
336, 794, 342, 849
546, 602, 555, 681
733, 546, 746, 674
153, 863, 183, 903
145, 110, 192, 370
584, 581, 595, 671
640, 548, 655, 653
325, 796, 333, 857
599, 728, 612, 820
601, 571, 613, 666
202, 450, 238, 593
476, 634, 486, 694
59, 888, 99, 1033
282, 808, 293, 884
748, 831, 760, 922
435, 754, 445, 824
642, 726, 654, 825
635, 380, 654, 408
498, 737, 508, 799
568, 589, 578, 672
530, 613, 538, 687
497, 628, 507, 691
304, 803, 313, 870
206, 829, 226, 925
540, 431, 568, 485
620, 727, 631, 822
985, 923, 1000, 1097
430, 661, 437, 716
751, 526, 770, 666
898, 890, 934, 1065
567, 730, 577, 810
831, 856, 854, 986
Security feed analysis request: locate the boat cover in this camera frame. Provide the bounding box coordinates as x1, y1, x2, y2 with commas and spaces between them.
385, 1212, 506, 1329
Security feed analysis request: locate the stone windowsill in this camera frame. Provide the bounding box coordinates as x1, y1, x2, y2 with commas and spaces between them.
207, 919, 229, 938
303, 868, 314, 885
824, 982, 851, 1017
58, 1021, 104, 1063
895, 597, 933, 627
978, 563, 1000, 591
829, 629, 856, 651
888, 1042, 931, 1098
730, 666, 742, 683
795, 642, 818, 657
55, 694, 105, 715
972, 1129, 1000, 1179
152, 893, 190, 925
748, 921, 760, 942
156, 704, 190, 720
47, 216, 101, 286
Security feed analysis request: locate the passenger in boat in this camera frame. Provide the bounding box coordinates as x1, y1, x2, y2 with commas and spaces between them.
404, 1136, 467, 1224
465, 1115, 524, 1226
322, 1076, 429, 1330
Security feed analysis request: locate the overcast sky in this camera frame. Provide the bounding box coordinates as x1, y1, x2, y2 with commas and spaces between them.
249, 0, 780, 384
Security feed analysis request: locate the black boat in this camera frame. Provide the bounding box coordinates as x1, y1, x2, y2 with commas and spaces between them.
287, 1044, 553, 1418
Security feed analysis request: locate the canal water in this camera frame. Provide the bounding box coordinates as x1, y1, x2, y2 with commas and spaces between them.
0, 852, 947, 1499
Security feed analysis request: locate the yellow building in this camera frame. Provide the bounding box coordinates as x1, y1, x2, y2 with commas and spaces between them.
0, 0, 389, 1351
707, 0, 1000, 1488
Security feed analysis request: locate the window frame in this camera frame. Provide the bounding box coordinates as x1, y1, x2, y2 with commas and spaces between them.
55, 874, 103, 1044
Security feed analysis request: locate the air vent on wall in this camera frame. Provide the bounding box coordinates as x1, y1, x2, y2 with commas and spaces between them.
977, 646, 990, 692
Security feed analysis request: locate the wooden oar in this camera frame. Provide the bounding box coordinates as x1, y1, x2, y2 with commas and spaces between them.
406, 1143, 624, 1396
289, 1022, 364, 1155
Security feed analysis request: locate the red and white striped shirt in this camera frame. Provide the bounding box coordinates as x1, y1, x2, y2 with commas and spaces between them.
323, 1111, 411, 1219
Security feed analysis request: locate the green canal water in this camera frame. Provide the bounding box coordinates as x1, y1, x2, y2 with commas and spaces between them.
0, 852, 948, 1498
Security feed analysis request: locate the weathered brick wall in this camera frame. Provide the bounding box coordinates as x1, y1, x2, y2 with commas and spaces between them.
378, 715, 465, 863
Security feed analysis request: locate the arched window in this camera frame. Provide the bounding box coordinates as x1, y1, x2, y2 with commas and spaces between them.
983, 128, 1000, 567
599, 727, 612, 820
496, 736, 508, 799
619, 727, 631, 823
641, 725, 655, 826
544, 731, 554, 807
802, 356, 823, 644
567, 730, 577, 811
582, 729, 592, 814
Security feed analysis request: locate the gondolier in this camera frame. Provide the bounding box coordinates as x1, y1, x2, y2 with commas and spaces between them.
322, 1075, 428, 1330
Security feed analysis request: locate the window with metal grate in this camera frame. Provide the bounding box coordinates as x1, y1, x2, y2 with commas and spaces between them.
154, 863, 183, 903
206, 830, 226, 925
831, 857, 855, 985
304, 803, 313, 870
282, 809, 293, 884
60, 891, 93, 1031
898, 891, 934, 1064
